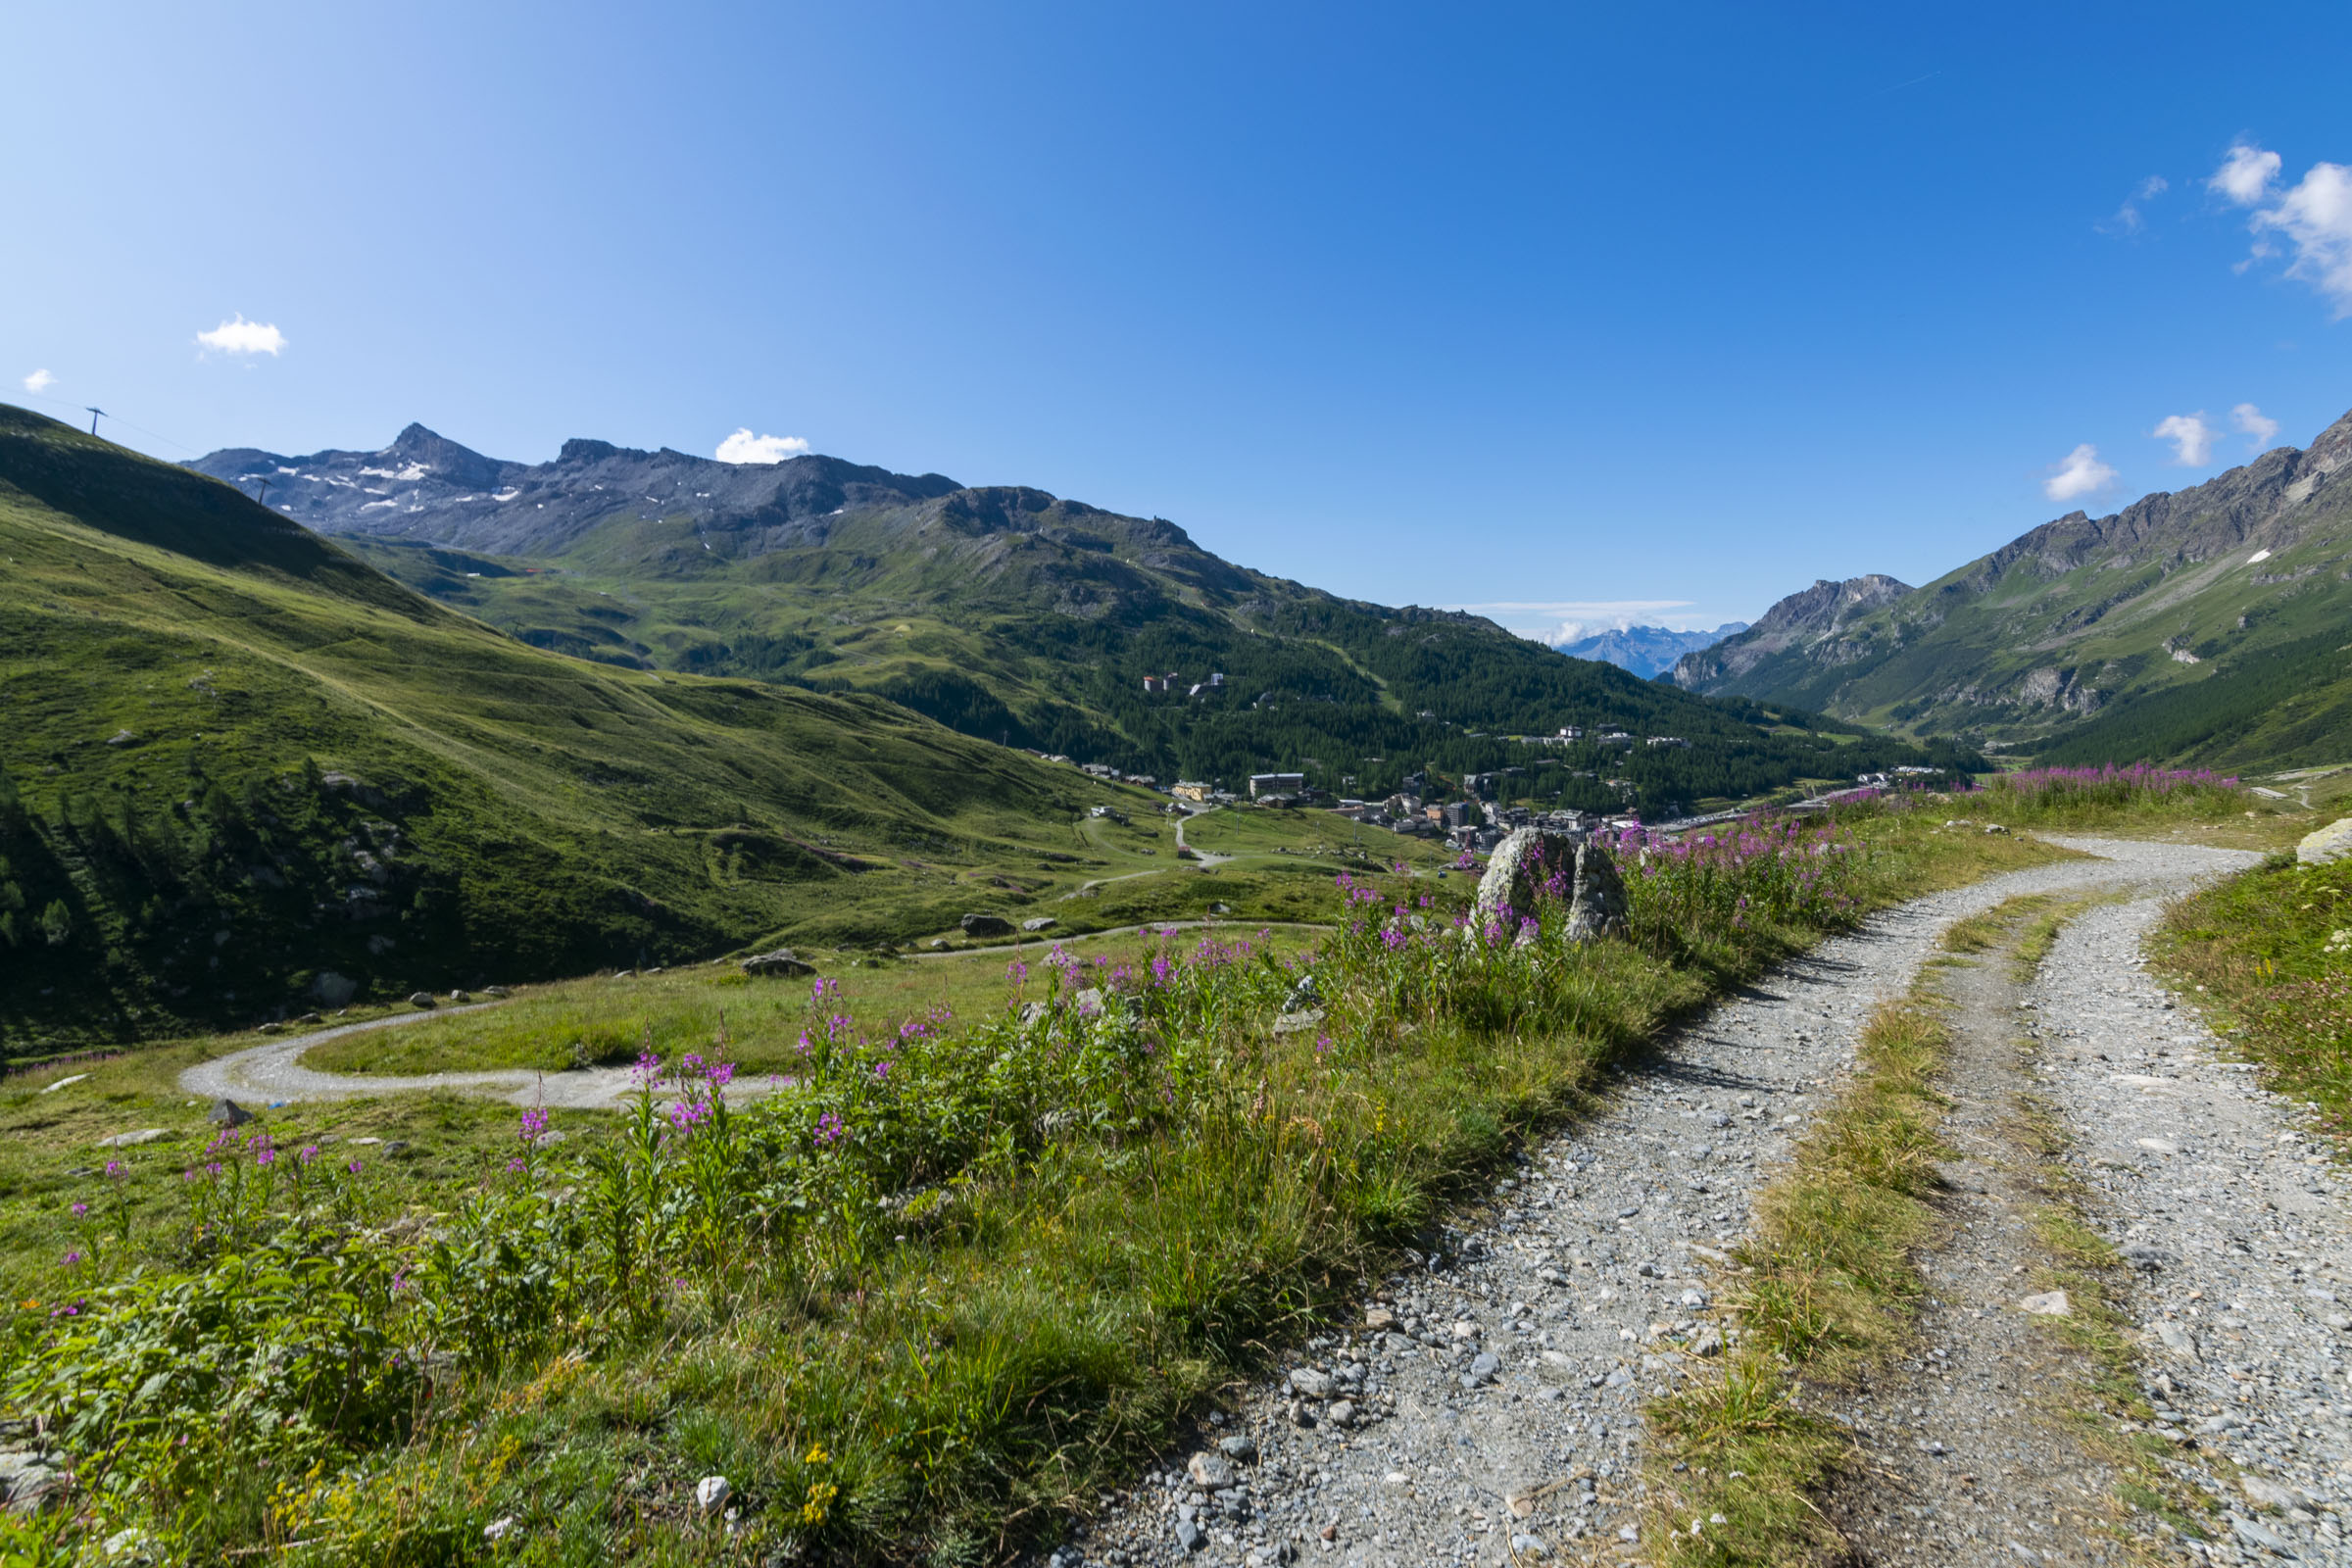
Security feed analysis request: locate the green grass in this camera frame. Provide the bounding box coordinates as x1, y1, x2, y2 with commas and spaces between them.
2153, 840, 2352, 1142
0, 406, 1164, 1056
0, 808, 2064, 1566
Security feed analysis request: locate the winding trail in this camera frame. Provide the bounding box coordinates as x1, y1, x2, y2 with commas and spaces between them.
1075, 835, 2267, 1568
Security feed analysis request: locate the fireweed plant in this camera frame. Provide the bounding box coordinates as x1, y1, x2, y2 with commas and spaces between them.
0, 806, 2060, 1565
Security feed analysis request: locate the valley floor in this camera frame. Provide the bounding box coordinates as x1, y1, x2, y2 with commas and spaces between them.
1067, 836, 2351, 1568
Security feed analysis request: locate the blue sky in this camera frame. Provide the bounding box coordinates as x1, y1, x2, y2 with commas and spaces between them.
7, 2, 2349, 640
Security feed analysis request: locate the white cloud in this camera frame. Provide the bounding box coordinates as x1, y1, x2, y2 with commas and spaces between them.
2254, 160, 2352, 316
2106, 174, 2168, 235
2209, 142, 2352, 315
2231, 402, 2280, 449
2210, 141, 2281, 206
22, 368, 55, 393
2152, 412, 2216, 466
2043, 443, 2119, 502
195, 315, 287, 356
714, 428, 810, 464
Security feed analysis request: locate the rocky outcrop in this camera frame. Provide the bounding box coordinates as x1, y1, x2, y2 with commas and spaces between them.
1672, 575, 1912, 689
1565, 843, 1630, 942
2015, 667, 2103, 713
1470, 829, 1628, 944
2299, 818, 2352, 866
742, 948, 815, 978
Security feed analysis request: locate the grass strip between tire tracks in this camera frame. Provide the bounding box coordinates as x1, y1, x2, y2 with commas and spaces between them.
1641, 894, 2060, 1565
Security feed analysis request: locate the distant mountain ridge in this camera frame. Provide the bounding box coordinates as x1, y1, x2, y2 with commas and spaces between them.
1668, 406, 2352, 766
1554, 622, 1747, 678
189, 424, 1974, 813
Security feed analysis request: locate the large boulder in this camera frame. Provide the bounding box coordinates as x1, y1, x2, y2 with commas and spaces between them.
2299, 818, 2352, 865
1471, 828, 1577, 932
1565, 842, 1630, 943
960, 912, 1016, 938
311, 970, 359, 1008
742, 948, 815, 978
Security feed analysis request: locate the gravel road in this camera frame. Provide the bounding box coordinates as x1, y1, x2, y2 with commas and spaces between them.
1066, 836, 2269, 1568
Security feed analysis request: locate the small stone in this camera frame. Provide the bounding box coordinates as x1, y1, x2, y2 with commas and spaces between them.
2230, 1513, 2297, 1555
2242, 1475, 2316, 1513
1287, 1398, 1312, 1427
2135, 1138, 2179, 1155
1021, 916, 1058, 932
1327, 1399, 1357, 1427
695, 1475, 731, 1513
1319, 1526, 1338, 1543
1217, 1435, 1257, 1462
94, 1128, 167, 1149
1509, 1535, 1548, 1557
1175, 1519, 1206, 1553
1689, 1327, 1725, 1357
2152, 1320, 2198, 1357
449, 989, 470, 1004
408, 991, 437, 1008
1188, 1451, 1236, 1489
2119, 1245, 2179, 1273
1289, 1368, 1335, 1399
1363, 1306, 1396, 1331
2017, 1291, 2070, 1317
207, 1098, 257, 1126
1467, 1352, 1500, 1384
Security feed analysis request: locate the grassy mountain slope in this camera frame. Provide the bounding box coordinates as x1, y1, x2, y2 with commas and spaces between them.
0, 406, 1153, 1052
196, 427, 1977, 811
1669, 407, 2352, 766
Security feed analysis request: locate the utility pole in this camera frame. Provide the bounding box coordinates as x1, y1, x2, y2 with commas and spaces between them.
253, 476, 270, 508
84, 408, 107, 436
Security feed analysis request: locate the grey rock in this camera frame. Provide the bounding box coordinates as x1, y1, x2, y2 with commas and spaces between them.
1021, 916, 1058, 932
0, 1447, 68, 1512
960, 912, 1016, 938
1327, 1398, 1357, 1426
742, 949, 815, 978
1175, 1519, 1206, 1553
1467, 1351, 1500, 1382
482, 985, 512, 999
695, 1475, 730, 1512
2152, 1320, 2198, 1357
207, 1098, 257, 1127
1565, 843, 1630, 942
1281, 974, 1321, 1014
94, 1128, 167, 1149
1471, 828, 1578, 934
1270, 1008, 1325, 1035
2242, 1475, 2317, 1512
2017, 1290, 2070, 1317
1509, 1535, 1549, 1557
2298, 817, 2352, 865
407, 991, 437, 1008
1289, 1368, 1335, 1399
2230, 1513, 2298, 1556
311, 970, 359, 1007
1217, 1435, 1257, 1462
1187, 1451, 1235, 1489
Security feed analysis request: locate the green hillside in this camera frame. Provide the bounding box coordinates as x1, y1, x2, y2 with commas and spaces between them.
0, 407, 1161, 1052
206, 426, 1978, 812
1672, 406, 2352, 767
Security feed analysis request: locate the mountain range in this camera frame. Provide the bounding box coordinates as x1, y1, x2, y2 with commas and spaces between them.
1673, 406, 2352, 766
190, 424, 1970, 813
1553, 622, 1748, 678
